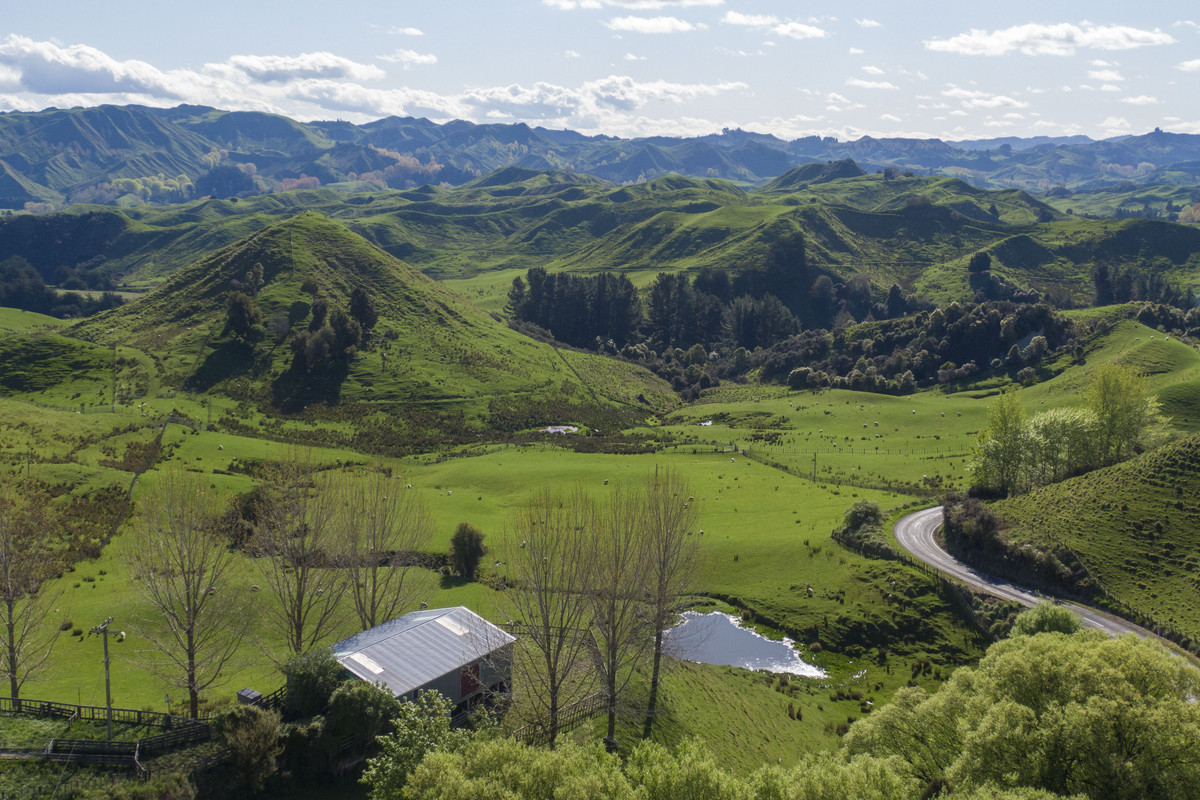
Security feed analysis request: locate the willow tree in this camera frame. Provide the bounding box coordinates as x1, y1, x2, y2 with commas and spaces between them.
972, 389, 1030, 496
1088, 362, 1165, 464
128, 468, 248, 718
0, 486, 60, 703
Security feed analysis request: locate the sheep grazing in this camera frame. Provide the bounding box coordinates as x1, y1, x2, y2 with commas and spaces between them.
117, 631, 126, 642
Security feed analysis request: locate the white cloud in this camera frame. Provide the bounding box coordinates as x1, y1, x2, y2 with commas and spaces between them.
1173, 20, 1199, 29
772, 22, 828, 40
846, 77, 897, 89
378, 49, 437, 67
880, 113, 901, 122
1100, 84, 1121, 92
605, 16, 699, 33
942, 86, 1028, 108
862, 66, 885, 75
0, 34, 184, 97
1003, 112, 1025, 119
1088, 69, 1123, 81
605, 0, 721, 7
855, 19, 881, 28
1121, 95, 1159, 105
984, 120, 1015, 128
564, 50, 582, 58
1090, 59, 1114, 66
1179, 59, 1200, 71
1101, 115, 1130, 128
624, 52, 646, 60
232, 52, 387, 82
926, 23, 1175, 56
848, 47, 864, 54
0, 35, 761, 136
721, 11, 778, 26
389, 27, 425, 36
464, 74, 745, 118
0, 64, 21, 91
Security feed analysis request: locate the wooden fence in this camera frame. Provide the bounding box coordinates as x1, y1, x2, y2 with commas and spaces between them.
0, 696, 195, 728
0, 696, 212, 779
511, 692, 606, 747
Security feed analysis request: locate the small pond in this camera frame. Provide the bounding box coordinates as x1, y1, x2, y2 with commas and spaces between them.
663, 611, 826, 677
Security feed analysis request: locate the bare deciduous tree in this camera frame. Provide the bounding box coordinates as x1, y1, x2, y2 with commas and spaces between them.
588, 484, 651, 746
0, 486, 60, 703
334, 470, 433, 631
128, 468, 249, 718
642, 466, 700, 737
504, 489, 596, 748
252, 453, 348, 656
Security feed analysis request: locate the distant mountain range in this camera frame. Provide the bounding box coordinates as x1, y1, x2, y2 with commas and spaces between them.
3, 104, 1200, 209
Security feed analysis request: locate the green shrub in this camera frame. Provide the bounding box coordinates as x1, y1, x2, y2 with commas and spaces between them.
212, 704, 283, 792
449, 522, 487, 581
1010, 602, 1081, 637
281, 649, 345, 718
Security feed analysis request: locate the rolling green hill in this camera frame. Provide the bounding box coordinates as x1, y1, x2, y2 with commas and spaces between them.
995, 433, 1200, 649
60, 212, 674, 451
8, 168, 1200, 316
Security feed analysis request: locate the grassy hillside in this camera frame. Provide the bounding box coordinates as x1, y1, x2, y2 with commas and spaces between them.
995, 434, 1200, 648
48, 213, 674, 451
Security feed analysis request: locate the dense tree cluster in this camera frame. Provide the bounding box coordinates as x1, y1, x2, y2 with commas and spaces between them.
843, 628, 1200, 800
507, 232, 928, 357
290, 296, 365, 376
763, 301, 1071, 394
507, 267, 641, 349
971, 364, 1166, 496
1092, 263, 1194, 309
0, 255, 124, 317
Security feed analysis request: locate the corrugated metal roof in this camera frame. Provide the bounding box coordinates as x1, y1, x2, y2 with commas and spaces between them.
332, 607, 515, 697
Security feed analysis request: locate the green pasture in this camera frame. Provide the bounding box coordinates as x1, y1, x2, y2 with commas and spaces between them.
0, 307, 71, 332
19, 437, 976, 763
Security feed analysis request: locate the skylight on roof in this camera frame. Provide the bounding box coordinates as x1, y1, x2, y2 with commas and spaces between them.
348, 652, 385, 674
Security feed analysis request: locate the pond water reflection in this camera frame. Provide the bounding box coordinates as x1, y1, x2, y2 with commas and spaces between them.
663, 611, 826, 677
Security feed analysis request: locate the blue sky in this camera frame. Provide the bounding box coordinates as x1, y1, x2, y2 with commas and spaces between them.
1, 1, 1197, 141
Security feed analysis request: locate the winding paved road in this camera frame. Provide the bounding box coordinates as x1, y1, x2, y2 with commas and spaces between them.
894, 506, 1152, 639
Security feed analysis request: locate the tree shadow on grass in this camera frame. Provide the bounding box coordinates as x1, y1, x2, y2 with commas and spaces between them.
270, 361, 348, 412
186, 339, 256, 391
439, 574, 471, 590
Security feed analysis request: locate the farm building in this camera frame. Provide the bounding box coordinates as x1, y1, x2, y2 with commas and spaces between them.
332, 606, 515, 713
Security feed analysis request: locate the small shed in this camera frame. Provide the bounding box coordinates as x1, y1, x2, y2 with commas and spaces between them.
332, 606, 515, 714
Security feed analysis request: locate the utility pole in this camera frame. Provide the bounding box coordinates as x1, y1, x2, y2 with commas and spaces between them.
88, 617, 114, 741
